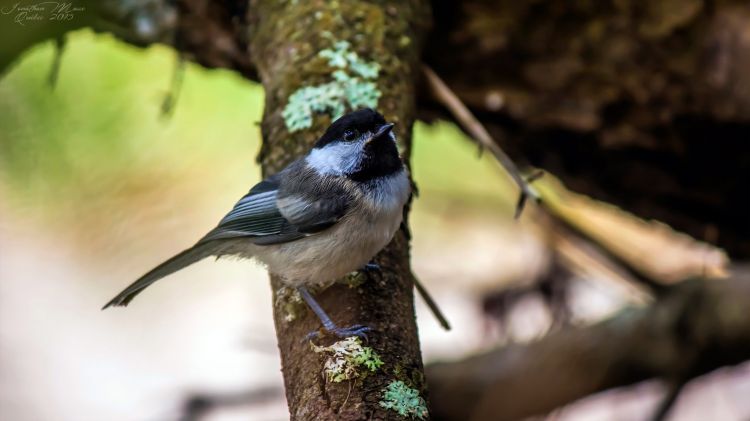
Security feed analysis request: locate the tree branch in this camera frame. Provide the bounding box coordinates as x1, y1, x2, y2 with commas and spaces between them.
422, 65, 678, 295
427, 273, 750, 421
422, 65, 539, 219
1, 0, 256, 79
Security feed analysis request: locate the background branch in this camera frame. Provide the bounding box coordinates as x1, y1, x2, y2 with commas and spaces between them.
427, 272, 750, 421
422, 65, 539, 219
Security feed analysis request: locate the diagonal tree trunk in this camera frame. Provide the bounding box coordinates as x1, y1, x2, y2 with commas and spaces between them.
247, 1, 432, 419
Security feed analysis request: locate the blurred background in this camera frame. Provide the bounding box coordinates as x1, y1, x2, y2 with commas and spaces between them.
0, 22, 748, 421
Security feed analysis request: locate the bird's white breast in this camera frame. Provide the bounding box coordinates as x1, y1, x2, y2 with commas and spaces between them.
248, 168, 410, 287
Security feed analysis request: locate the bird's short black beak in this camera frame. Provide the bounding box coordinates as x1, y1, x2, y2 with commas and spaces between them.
369, 123, 394, 143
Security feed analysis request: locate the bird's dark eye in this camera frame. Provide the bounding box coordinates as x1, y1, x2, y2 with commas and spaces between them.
343, 129, 358, 141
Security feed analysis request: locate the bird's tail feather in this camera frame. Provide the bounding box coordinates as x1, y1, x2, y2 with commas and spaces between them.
102, 243, 215, 309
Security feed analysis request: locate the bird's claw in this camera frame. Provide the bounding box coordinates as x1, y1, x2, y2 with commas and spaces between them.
304, 324, 372, 342
361, 262, 381, 273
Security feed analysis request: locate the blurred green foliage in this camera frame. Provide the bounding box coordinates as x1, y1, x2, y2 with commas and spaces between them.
0, 30, 264, 224
0, 30, 514, 230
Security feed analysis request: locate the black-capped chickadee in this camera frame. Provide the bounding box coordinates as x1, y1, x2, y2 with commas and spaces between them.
103, 108, 411, 339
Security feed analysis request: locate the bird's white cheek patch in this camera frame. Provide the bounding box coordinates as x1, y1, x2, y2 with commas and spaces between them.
306, 141, 363, 175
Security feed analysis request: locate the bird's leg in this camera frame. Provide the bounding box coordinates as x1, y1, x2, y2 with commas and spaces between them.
297, 286, 371, 341
360, 261, 381, 273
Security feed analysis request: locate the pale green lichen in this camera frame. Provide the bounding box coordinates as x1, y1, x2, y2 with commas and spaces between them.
282, 40, 381, 132
319, 41, 380, 79
275, 286, 303, 323
312, 337, 384, 383
344, 271, 366, 288
379, 380, 428, 419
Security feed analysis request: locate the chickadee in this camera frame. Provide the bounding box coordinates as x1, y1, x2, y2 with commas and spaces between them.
103, 108, 411, 339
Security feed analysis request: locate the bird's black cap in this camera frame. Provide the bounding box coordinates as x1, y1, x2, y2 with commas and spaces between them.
314, 108, 387, 148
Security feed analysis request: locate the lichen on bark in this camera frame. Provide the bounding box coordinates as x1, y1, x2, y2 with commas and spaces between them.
247, 1, 431, 419
312, 337, 384, 383
282, 39, 382, 132
380, 380, 429, 419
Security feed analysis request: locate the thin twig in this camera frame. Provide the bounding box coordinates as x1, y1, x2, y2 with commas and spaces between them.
48, 35, 66, 89
651, 380, 688, 421
413, 272, 451, 330
161, 54, 186, 117
422, 65, 540, 219
339, 381, 353, 413
422, 65, 670, 296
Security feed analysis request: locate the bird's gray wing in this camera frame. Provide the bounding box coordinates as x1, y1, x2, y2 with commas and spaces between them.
102, 171, 351, 308
104, 173, 294, 308
199, 174, 351, 246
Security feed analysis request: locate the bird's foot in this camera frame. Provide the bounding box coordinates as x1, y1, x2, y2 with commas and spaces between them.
305, 324, 372, 342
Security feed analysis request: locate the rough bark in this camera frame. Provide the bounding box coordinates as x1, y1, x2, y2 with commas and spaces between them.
427, 273, 750, 421
247, 1, 431, 420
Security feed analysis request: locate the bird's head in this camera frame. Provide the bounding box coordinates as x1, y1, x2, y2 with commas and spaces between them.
306, 109, 402, 181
